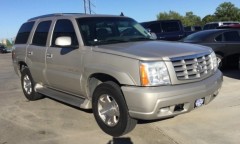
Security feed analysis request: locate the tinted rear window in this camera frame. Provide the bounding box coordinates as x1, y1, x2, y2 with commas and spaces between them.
203, 24, 218, 30
161, 21, 180, 32
223, 31, 240, 41
32, 21, 51, 46
194, 26, 202, 31
148, 23, 161, 33
15, 21, 35, 44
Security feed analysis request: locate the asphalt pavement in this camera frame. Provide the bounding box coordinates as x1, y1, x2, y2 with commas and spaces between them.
0, 53, 240, 144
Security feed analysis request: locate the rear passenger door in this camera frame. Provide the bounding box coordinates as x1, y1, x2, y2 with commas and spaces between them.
27, 20, 52, 84
45, 19, 83, 95
222, 30, 240, 56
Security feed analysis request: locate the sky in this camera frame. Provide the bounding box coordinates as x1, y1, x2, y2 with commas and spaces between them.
1, 0, 240, 40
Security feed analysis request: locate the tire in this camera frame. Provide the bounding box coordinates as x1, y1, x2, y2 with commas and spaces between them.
92, 81, 137, 137
21, 68, 43, 101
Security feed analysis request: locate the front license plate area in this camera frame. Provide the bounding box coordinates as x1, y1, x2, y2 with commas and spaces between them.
195, 98, 205, 108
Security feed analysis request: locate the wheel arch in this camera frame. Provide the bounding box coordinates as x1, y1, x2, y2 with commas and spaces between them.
215, 51, 224, 58
88, 73, 121, 99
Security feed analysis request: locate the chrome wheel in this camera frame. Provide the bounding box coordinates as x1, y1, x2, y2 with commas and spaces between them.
23, 75, 32, 95
98, 94, 120, 127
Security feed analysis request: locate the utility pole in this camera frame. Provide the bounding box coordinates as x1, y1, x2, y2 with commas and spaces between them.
88, 0, 91, 14
83, 0, 87, 14
83, 0, 95, 14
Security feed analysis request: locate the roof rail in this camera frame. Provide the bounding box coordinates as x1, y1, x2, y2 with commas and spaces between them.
28, 13, 85, 21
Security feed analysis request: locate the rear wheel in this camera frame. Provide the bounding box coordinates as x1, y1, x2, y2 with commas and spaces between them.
92, 81, 137, 137
21, 68, 43, 101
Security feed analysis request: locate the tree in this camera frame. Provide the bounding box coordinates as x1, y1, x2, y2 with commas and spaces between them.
183, 12, 202, 26
157, 11, 183, 21
214, 2, 240, 21
202, 15, 217, 24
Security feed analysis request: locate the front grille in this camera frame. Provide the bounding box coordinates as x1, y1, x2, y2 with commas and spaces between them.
171, 53, 212, 80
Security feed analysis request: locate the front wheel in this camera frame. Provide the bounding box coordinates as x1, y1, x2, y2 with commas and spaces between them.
92, 81, 137, 137
21, 68, 44, 101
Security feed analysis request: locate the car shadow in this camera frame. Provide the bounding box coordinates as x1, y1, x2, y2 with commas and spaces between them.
221, 68, 240, 80
137, 117, 174, 124
107, 137, 133, 144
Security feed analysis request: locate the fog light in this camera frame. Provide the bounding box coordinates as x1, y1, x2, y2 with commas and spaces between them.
195, 98, 204, 107
160, 107, 170, 113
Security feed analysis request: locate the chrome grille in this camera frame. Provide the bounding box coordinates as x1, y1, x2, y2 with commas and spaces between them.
171, 53, 212, 80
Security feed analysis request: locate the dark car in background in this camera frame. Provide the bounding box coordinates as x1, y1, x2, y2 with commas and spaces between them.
203, 21, 240, 30
183, 29, 240, 69
0, 45, 8, 53
141, 20, 185, 41
217, 24, 240, 29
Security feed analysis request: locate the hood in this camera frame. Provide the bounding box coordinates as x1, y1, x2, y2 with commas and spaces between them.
92, 41, 212, 61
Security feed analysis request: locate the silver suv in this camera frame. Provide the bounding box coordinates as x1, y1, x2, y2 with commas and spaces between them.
12, 13, 223, 136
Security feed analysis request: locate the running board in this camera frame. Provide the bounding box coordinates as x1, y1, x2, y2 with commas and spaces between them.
36, 85, 92, 109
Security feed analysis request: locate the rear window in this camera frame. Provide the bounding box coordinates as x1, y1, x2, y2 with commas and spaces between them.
32, 21, 51, 46
148, 23, 161, 33
194, 26, 202, 31
203, 24, 219, 30
223, 31, 240, 41
15, 21, 35, 44
161, 21, 180, 32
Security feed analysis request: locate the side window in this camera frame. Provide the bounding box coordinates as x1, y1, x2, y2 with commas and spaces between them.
161, 21, 180, 32
79, 25, 91, 45
148, 23, 161, 33
51, 19, 79, 47
209, 24, 218, 29
203, 24, 210, 30
15, 21, 35, 44
223, 31, 240, 42
32, 21, 51, 46
215, 34, 223, 42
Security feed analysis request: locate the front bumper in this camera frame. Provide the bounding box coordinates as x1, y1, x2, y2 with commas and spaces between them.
121, 70, 223, 120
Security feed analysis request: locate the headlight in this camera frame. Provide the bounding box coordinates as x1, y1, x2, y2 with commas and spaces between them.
210, 52, 218, 72
140, 61, 171, 86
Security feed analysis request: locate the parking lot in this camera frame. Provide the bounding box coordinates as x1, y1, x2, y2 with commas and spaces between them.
0, 53, 240, 144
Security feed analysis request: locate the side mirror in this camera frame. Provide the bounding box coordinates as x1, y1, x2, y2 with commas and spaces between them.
55, 36, 72, 46
150, 32, 157, 40
146, 28, 151, 33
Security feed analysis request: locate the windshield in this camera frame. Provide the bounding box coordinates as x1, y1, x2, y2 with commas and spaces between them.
76, 17, 152, 46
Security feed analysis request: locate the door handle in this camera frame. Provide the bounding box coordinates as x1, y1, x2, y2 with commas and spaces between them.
46, 53, 53, 58
27, 51, 33, 55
